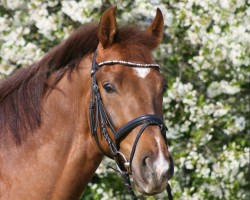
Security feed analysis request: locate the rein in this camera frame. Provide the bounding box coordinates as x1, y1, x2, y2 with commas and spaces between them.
89, 50, 173, 200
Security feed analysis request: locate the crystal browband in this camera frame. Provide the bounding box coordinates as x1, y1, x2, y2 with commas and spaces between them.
91, 60, 160, 76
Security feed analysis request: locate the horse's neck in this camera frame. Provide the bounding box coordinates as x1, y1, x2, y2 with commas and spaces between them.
0, 57, 103, 200
43, 63, 103, 198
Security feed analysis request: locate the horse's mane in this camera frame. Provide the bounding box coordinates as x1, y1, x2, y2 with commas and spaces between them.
0, 24, 99, 144
0, 22, 158, 144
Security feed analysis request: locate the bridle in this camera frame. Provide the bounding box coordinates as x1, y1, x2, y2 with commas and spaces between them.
89, 50, 173, 200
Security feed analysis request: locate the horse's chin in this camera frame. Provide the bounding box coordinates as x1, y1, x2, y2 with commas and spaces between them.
132, 173, 167, 196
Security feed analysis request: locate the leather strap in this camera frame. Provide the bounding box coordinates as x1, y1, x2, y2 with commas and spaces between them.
115, 114, 167, 146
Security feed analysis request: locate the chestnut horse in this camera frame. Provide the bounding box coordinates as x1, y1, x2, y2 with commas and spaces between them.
0, 7, 174, 199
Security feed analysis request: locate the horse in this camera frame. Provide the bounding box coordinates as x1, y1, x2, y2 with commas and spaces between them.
0, 6, 174, 199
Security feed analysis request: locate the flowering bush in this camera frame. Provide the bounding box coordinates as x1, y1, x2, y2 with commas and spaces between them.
0, 0, 249, 199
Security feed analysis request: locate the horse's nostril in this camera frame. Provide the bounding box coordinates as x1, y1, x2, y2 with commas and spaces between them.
139, 156, 152, 184
141, 156, 155, 173
140, 154, 173, 181
142, 156, 149, 167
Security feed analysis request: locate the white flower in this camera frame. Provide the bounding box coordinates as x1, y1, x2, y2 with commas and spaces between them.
207, 82, 222, 98
165, 12, 174, 26
47, 0, 59, 7
233, 116, 246, 132
207, 81, 240, 98
2, 0, 23, 10
35, 15, 57, 39
220, 80, 241, 95
61, 0, 98, 23
0, 16, 10, 33
0, 60, 16, 76
185, 160, 194, 169
200, 167, 210, 178
213, 102, 229, 117
220, 0, 230, 10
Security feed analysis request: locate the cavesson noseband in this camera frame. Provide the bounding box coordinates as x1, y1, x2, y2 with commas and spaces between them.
89, 50, 172, 200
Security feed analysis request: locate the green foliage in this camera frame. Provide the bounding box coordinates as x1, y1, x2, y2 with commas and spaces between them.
0, 0, 249, 199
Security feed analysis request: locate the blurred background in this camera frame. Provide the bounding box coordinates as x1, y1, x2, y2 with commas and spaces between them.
0, 0, 249, 199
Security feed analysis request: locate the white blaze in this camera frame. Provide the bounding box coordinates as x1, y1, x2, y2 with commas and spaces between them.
133, 68, 151, 78
155, 137, 169, 178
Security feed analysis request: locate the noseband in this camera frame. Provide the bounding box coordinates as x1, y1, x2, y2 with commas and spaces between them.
89, 50, 172, 200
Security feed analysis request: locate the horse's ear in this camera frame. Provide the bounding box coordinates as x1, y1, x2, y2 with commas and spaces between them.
98, 6, 117, 48
145, 8, 164, 48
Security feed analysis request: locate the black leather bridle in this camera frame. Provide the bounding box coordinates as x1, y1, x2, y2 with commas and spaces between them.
89, 50, 173, 200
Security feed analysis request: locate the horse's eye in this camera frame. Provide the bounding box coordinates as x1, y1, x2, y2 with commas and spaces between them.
163, 84, 167, 94
103, 83, 115, 93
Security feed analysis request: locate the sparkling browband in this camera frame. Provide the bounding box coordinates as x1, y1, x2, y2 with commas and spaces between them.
98, 60, 160, 68
91, 60, 160, 76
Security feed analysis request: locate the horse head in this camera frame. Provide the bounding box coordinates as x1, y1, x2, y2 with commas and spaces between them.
91, 6, 174, 196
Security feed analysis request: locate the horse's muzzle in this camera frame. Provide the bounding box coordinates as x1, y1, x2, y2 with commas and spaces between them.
133, 152, 174, 195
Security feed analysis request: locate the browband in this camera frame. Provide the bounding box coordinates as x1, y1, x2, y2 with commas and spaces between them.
91, 59, 160, 76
